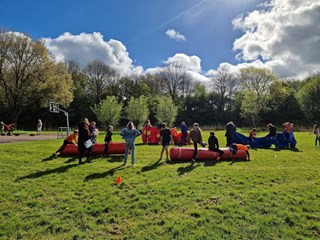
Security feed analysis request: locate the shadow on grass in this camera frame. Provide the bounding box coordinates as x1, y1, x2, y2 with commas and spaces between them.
141, 159, 165, 172
84, 164, 125, 181
64, 157, 78, 163
177, 162, 201, 176
41, 155, 56, 162
107, 155, 124, 163
15, 164, 78, 182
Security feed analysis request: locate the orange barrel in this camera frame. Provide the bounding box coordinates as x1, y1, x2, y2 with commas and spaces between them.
60, 142, 125, 156
169, 147, 247, 161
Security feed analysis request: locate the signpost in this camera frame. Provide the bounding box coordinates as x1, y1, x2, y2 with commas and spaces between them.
49, 102, 70, 136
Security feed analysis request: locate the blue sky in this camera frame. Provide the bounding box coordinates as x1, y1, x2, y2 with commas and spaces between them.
1, 0, 319, 79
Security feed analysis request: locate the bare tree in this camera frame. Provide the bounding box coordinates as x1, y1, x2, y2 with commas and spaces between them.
157, 63, 192, 102
210, 65, 239, 112
83, 59, 118, 104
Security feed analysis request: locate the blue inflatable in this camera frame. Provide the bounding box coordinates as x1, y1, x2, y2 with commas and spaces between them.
232, 131, 297, 149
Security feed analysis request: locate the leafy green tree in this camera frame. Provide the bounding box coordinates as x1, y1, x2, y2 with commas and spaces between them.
238, 67, 277, 125
155, 97, 178, 127
83, 59, 118, 104
125, 96, 149, 128
91, 96, 123, 128
0, 30, 73, 123
298, 76, 320, 122
240, 91, 260, 126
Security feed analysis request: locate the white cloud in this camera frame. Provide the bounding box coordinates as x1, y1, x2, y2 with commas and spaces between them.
232, 0, 320, 79
43, 32, 142, 76
165, 29, 186, 42
146, 53, 210, 83
164, 53, 201, 72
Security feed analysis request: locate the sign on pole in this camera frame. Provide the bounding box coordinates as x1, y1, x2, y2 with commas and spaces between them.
49, 102, 60, 113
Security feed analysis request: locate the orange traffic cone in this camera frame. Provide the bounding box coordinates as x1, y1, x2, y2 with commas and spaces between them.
116, 175, 122, 185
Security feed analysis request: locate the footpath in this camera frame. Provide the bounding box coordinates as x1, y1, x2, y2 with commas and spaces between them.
0, 134, 57, 144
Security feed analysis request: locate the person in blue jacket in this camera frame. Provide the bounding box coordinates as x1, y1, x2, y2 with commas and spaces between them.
181, 122, 189, 145
120, 121, 141, 166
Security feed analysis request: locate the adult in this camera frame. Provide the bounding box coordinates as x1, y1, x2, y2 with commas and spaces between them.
159, 123, 173, 161
189, 123, 206, 163
120, 121, 141, 166
53, 129, 78, 156
37, 119, 43, 135
78, 118, 91, 164
181, 122, 188, 145
225, 121, 236, 147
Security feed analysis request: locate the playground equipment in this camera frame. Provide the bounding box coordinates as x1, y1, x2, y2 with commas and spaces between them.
60, 142, 125, 156
170, 146, 248, 161
141, 126, 160, 144
141, 126, 190, 144
232, 131, 297, 149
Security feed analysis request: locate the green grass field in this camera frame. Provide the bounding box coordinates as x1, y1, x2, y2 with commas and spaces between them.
0, 131, 319, 239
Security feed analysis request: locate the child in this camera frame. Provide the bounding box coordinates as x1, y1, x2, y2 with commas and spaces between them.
103, 125, 113, 156
120, 121, 141, 166
313, 124, 319, 147
159, 123, 173, 161
86, 128, 99, 163
53, 129, 78, 156
249, 128, 256, 142
189, 123, 206, 163
208, 131, 224, 160
225, 121, 236, 146
181, 122, 188, 145
230, 143, 250, 160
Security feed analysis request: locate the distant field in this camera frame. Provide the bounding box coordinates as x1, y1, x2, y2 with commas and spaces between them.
0, 130, 319, 239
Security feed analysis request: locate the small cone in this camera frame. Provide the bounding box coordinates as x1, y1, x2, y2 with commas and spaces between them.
116, 175, 122, 185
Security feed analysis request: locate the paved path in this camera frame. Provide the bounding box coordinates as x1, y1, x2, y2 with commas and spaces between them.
0, 134, 58, 144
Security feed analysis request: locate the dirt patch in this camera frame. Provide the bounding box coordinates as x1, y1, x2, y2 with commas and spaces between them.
0, 134, 58, 144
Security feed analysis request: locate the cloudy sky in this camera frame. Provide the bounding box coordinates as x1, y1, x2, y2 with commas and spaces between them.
1, 0, 319, 80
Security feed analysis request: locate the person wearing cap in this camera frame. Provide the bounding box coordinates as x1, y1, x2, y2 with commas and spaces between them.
52, 129, 79, 156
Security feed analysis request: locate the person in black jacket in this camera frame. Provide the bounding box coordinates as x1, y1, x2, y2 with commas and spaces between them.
78, 118, 91, 164
103, 125, 113, 156
225, 121, 236, 146
208, 131, 224, 160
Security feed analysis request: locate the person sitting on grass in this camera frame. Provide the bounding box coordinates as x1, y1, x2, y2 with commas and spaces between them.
52, 129, 78, 156
208, 131, 224, 160
159, 123, 173, 161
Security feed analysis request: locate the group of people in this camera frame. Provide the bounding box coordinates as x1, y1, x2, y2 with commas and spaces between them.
1, 121, 15, 135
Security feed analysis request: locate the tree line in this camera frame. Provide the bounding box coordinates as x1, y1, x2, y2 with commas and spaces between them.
0, 30, 319, 131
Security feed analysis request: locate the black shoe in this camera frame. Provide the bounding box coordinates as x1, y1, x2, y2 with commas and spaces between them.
78, 159, 83, 164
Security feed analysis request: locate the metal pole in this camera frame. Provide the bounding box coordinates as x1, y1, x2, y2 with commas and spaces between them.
65, 112, 70, 136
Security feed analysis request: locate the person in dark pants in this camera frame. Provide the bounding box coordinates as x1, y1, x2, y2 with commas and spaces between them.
53, 129, 78, 156
103, 125, 113, 156
159, 123, 173, 161
208, 131, 224, 160
78, 118, 91, 164
225, 121, 236, 147
181, 122, 188, 145
266, 123, 277, 138
189, 123, 205, 163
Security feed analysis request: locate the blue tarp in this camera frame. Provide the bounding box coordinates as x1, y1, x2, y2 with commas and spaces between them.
232, 131, 297, 149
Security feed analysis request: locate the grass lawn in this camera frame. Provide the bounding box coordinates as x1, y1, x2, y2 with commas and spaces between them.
0, 130, 319, 239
